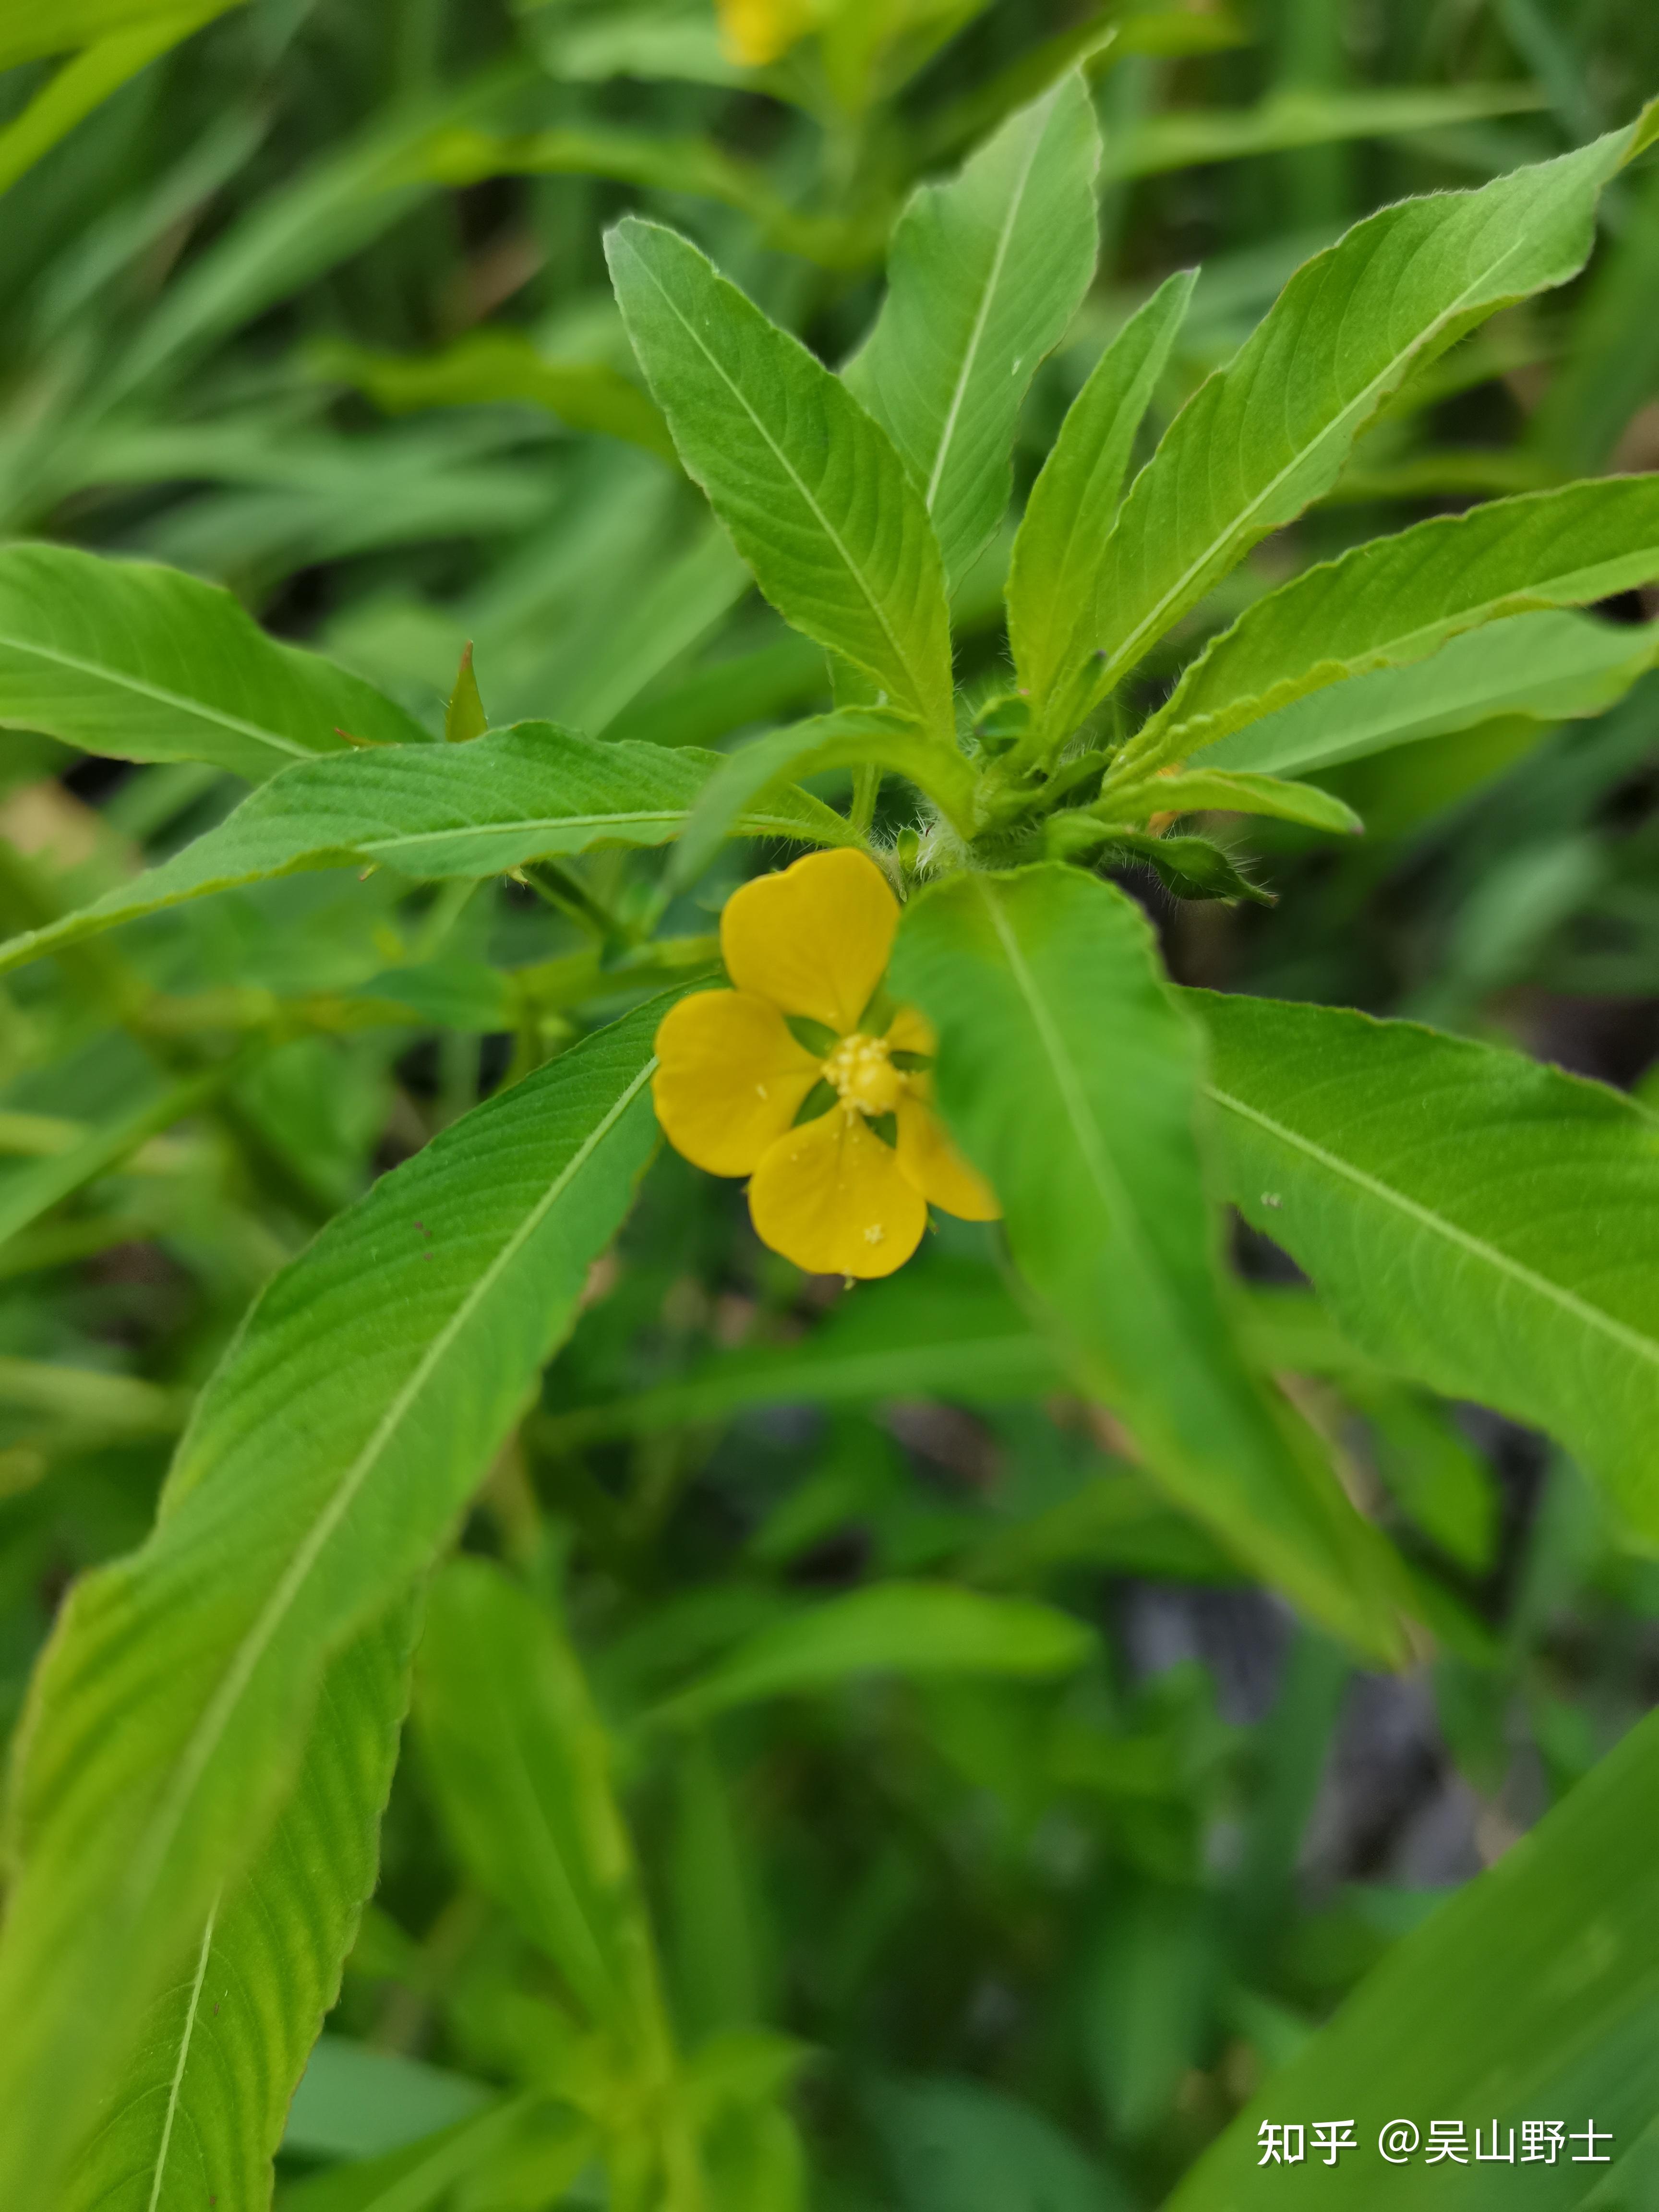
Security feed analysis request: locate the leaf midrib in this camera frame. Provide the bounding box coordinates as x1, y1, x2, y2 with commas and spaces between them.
1207, 1084, 1659, 1372
0, 630, 315, 762
143, 1894, 218, 2212
1094, 218, 1546, 696
922, 112, 1048, 521
1152, 525, 1659, 754
0, 803, 830, 975
623, 236, 943, 731
121, 1056, 658, 1921
977, 881, 1179, 1333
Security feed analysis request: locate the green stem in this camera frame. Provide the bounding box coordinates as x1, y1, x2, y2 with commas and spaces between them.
520, 858, 636, 943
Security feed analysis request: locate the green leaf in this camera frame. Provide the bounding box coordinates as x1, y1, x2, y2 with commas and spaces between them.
284, 2034, 494, 2158
277, 2099, 540, 2212
443, 642, 488, 745
869, 2074, 1131, 2212
665, 709, 975, 897
646, 1583, 1095, 1730
891, 866, 1405, 1659
108, 73, 519, 400
1045, 821, 1275, 905
605, 218, 954, 741
1167, 1707, 1659, 2211
314, 329, 678, 464
0, 0, 244, 68
62, 1606, 416, 2211
0, 999, 669, 2204
420, 120, 864, 269
1533, 158, 1659, 476
1190, 991, 1659, 1537
1008, 268, 1195, 730
1091, 769, 1362, 835
1054, 109, 1654, 733
416, 1559, 667, 2041
541, 1257, 1063, 1448
1202, 609, 1659, 779
0, 6, 233, 198
0, 1069, 229, 1248
0, 544, 425, 781
1101, 82, 1550, 179
0, 726, 853, 979
1122, 475, 1659, 772
843, 71, 1100, 589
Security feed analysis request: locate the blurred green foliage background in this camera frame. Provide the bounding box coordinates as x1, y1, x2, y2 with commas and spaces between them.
1, 1, 1657, 2203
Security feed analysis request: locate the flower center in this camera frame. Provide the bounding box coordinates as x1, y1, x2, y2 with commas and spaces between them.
822, 1031, 902, 1117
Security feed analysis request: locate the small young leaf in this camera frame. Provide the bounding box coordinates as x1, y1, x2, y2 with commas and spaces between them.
1054, 106, 1655, 730
1123, 473, 1659, 772
844, 70, 1101, 589
1047, 819, 1276, 904
891, 866, 1405, 1657
1091, 769, 1362, 836
1203, 608, 1659, 779
606, 218, 955, 740
1190, 990, 1659, 1535
1008, 268, 1195, 728
0, 726, 854, 978
665, 707, 976, 896
444, 642, 488, 743
0, 544, 426, 780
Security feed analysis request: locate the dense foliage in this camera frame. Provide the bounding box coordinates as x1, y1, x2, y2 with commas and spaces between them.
0, 3, 1657, 2208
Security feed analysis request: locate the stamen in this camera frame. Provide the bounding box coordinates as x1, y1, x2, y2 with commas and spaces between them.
822, 1032, 903, 1117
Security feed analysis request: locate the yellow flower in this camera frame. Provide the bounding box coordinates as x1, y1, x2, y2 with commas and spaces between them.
653, 848, 998, 1278
716, 0, 816, 67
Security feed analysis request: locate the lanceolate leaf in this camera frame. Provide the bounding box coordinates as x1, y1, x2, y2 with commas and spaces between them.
277, 2099, 545, 2212
1054, 106, 1656, 733
63, 1601, 417, 2212
1202, 608, 1659, 779
0, 7, 234, 200
0, 544, 425, 780
0, 0, 248, 73
0, 725, 853, 978
1090, 769, 1362, 835
319, 329, 679, 463
417, 1560, 669, 2044
1121, 474, 1659, 772
543, 1258, 1064, 1447
0, 1001, 669, 2205
891, 866, 1405, 1659
1168, 1706, 1659, 2212
1008, 268, 1195, 730
646, 1583, 1095, 1730
1190, 991, 1659, 1534
844, 71, 1100, 589
606, 218, 954, 741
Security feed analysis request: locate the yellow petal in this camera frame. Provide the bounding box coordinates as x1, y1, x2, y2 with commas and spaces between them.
653, 989, 821, 1177
716, 0, 813, 67
886, 1003, 937, 1057
895, 1090, 1000, 1221
721, 848, 899, 1034
748, 1107, 926, 1279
